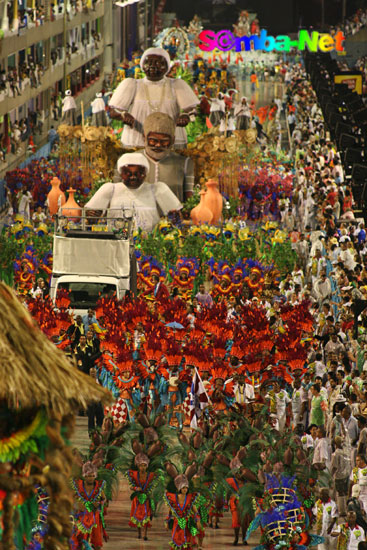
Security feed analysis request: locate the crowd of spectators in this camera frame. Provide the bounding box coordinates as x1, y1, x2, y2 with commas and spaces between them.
0, 59, 44, 101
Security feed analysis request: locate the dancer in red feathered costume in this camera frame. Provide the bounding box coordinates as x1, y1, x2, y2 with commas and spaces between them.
126, 453, 156, 540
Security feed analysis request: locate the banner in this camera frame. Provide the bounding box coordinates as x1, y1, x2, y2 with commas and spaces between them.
334, 73, 363, 94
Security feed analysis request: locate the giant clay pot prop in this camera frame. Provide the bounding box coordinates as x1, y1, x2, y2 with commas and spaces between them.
190, 190, 213, 225
47, 177, 66, 216
61, 188, 82, 221
203, 179, 223, 224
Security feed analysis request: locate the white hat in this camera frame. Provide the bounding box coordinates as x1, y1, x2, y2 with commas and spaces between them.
117, 152, 150, 173
65, 89, 72, 96
140, 47, 171, 73
96, 92, 103, 98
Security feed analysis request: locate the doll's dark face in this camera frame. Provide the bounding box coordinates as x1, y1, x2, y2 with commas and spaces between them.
143, 55, 168, 81
120, 165, 146, 189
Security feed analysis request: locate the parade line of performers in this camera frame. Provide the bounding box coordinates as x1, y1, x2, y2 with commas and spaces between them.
7, 17, 367, 550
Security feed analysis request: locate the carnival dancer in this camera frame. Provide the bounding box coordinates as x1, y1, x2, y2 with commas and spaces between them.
234, 97, 251, 130
166, 363, 187, 430
333, 510, 365, 550
113, 353, 141, 421
226, 458, 250, 546
71, 462, 107, 550
350, 455, 367, 514
210, 364, 234, 414
209, 92, 225, 127
108, 47, 199, 149
62, 89, 77, 126
90, 92, 107, 127
126, 453, 156, 541
233, 372, 255, 410
165, 475, 201, 550
312, 487, 338, 550
138, 342, 168, 414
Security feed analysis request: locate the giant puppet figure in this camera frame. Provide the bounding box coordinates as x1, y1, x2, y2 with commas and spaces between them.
108, 47, 199, 149
139, 112, 195, 202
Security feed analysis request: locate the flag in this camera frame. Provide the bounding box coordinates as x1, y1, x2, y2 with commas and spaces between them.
189, 368, 210, 428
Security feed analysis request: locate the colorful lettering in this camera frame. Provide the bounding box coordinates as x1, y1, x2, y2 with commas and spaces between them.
318, 34, 335, 52
297, 30, 319, 52
198, 28, 345, 53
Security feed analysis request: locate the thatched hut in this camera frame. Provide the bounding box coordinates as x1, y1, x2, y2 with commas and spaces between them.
0, 282, 112, 550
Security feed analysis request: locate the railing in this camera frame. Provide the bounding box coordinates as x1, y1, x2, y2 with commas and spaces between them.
54, 207, 136, 241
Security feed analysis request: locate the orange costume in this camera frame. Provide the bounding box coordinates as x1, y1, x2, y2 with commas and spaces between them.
165, 492, 198, 550
71, 478, 107, 549
126, 470, 156, 529
226, 477, 243, 528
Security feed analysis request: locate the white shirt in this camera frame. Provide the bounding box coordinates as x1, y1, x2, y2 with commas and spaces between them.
62, 95, 76, 112
312, 500, 338, 535
334, 525, 365, 550
210, 97, 225, 113
274, 390, 291, 417
339, 249, 356, 270
85, 180, 182, 232
91, 97, 105, 113
109, 76, 199, 148
291, 387, 307, 417
233, 383, 255, 404
313, 437, 331, 469
315, 360, 326, 378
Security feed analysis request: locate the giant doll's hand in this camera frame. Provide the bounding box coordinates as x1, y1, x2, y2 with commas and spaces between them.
108, 107, 124, 121
123, 113, 135, 127
176, 114, 190, 127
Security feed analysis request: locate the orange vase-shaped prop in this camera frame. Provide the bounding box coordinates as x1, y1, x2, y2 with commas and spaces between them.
47, 177, 66, 216
61, 188, 82, 220
190, 190, 213, 225
203, 179, 223, 224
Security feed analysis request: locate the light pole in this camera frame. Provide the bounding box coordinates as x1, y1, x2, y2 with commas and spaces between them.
342, 0, 346, 24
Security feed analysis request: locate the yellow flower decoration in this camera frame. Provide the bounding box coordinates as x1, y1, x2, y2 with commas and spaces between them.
164, 233, 176, 241
223, 222, 236, 238
157, 220, 172, 235
11, 222, 23, 234
264, 221, 278, 231
188, 226, 202, 236
238, 227, 251, 241
271, 229, 286, 244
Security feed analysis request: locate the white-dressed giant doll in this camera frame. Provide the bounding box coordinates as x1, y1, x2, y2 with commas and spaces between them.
85, 152, 182, 232
108, 47, 199, 149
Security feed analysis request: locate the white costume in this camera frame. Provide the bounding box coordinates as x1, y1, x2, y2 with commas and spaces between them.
85, 152, 182, 233
334, 525, 365, 550
109, 48, 199, 149
291, 386, 307, 427
62, 90, 77, 125
233, 383, 255, 405
91, 93, 107, 126
62, 91, 76, 112
351, 467, 367, 513
312, 499, 338, 550
234, 97, 251, 130
18, 191, 32, 220
209, 97, 225, 126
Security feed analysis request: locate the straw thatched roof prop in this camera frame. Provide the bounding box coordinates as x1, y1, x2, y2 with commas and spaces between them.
0, 282, 112, 415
